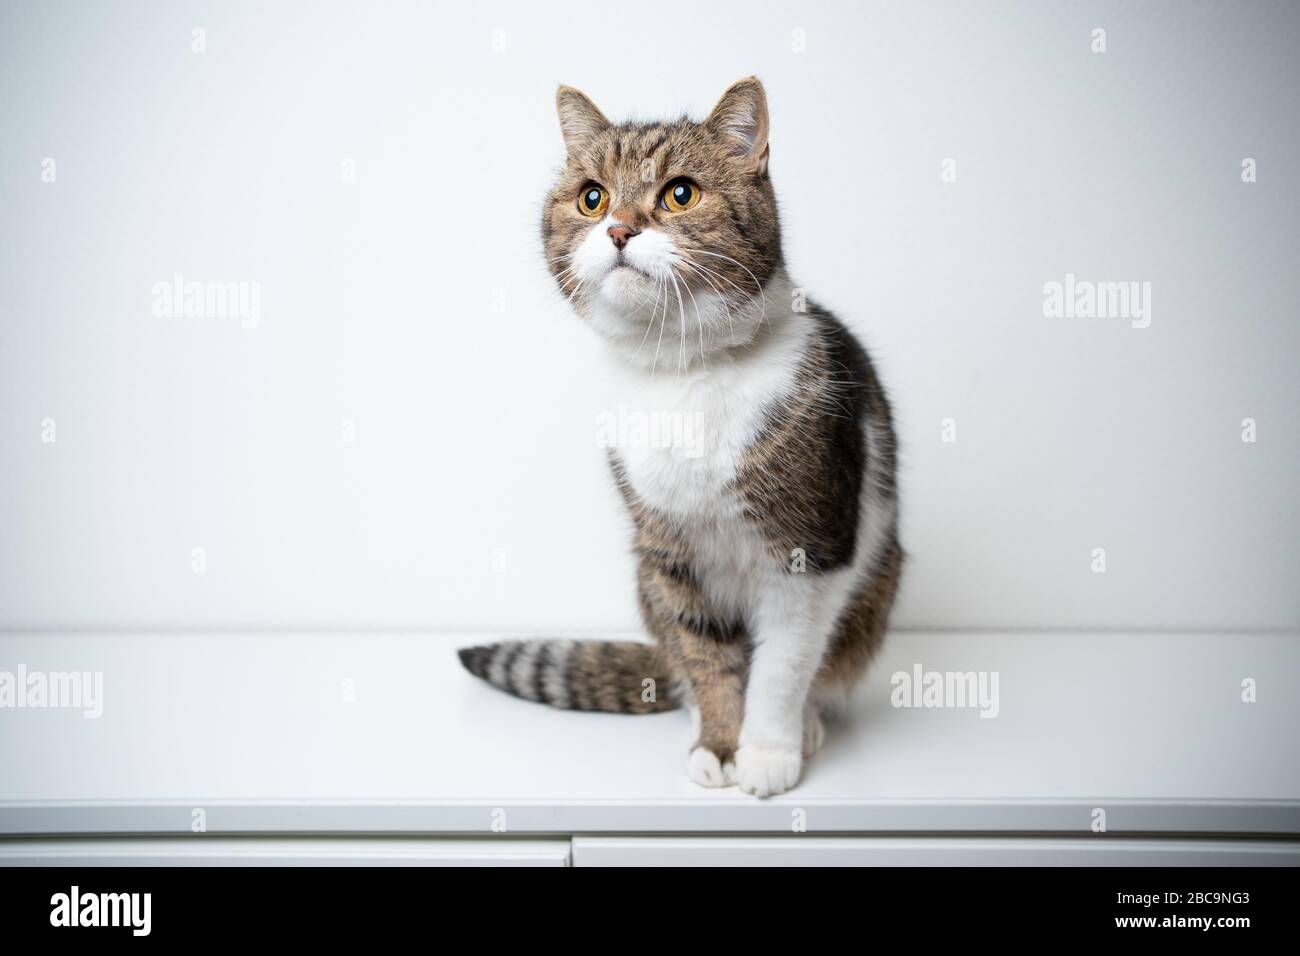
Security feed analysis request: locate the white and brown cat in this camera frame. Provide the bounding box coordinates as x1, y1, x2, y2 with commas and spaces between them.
460, 77, 902, 797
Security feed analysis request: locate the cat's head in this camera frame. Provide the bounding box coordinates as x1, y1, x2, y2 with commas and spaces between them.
542, 78, 783, 368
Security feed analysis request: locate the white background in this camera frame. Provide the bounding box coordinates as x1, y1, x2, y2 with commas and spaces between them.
1, 0, 1296, 631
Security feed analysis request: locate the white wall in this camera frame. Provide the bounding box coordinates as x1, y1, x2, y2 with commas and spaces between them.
1, 0, 1296, 631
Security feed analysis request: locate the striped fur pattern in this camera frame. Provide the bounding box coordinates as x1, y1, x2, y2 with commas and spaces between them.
458, 78, 903, 796
457, 640, 674, 714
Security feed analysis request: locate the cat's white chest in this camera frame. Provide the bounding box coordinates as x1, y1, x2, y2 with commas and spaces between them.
615, 386, 745, 518
599, 322, 809, 521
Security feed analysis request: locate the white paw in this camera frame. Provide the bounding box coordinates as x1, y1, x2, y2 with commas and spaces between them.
735, 744, 802, 797
802, 711, 826, 757
686, 746, 737, 788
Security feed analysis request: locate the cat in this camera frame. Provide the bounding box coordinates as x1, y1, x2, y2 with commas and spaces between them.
459, 77, 902, 797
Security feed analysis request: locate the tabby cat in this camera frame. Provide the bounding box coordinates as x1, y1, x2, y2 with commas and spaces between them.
459, 78, 902, 797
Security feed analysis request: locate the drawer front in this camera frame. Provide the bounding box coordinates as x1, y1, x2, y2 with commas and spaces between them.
0, 837, 571, 867
572, 836, 1300, 866
7, 836, 1296, 866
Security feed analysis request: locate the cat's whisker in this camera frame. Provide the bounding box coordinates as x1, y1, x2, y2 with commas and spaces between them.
672, 261, 709, 372
651, 279, 669, 380
553, 262, 586, 293
678, 259, 737, 344
689, 249, 768, 327
564, 274, 589, 309
669, 271, 688, 375
689, 250, 766, 303
679, 254, 751, 300
678, 253, 765, 344
631, 275, 665, 360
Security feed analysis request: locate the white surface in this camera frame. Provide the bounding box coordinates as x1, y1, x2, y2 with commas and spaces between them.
2, 1, 1298, 633
0, 837, 570, 867
572, 837, 1300, 866
1, 630, 1296, 835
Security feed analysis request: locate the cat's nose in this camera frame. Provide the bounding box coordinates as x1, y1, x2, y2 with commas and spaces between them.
607, 224, 639, 250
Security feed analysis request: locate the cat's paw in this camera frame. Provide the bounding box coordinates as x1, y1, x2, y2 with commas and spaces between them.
802, 710, 826, 757
686, 746, 737, 788
735, 744, 802, 797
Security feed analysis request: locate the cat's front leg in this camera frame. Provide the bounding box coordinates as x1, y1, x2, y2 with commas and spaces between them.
635, 555, 747, 788
680, 680, 745, 787
735, 578, 839, 797
671, 627, 747, 788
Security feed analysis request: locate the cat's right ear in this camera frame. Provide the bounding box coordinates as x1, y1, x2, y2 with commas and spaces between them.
705, 77, 770, 174
556, 86, 610, 153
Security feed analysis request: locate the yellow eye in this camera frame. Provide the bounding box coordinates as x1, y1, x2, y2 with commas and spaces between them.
659, 178, 701, 213
577, 184, 608, 217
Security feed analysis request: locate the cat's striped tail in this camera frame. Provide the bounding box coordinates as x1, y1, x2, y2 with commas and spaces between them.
457, 639, 678, 714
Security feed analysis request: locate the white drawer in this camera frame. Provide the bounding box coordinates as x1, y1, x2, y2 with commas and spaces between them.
572, 836, 1300, 866
0, 837, 571, 867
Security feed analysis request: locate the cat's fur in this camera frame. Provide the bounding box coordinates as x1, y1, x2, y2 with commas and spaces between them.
458, 78, 902, 796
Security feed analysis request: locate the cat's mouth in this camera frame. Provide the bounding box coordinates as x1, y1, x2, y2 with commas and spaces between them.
609, 258, 649, 277
599, 261, 654, 306
604, 260, 654, 284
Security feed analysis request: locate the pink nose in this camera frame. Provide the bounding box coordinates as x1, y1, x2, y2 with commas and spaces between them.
607, 225, 639, 250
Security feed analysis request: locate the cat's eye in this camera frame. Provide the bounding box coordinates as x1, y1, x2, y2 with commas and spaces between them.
659, 178, 701, 213
577, 184, 609, 218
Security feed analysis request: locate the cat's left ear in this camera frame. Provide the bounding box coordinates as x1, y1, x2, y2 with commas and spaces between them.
705, 77, 770, 175
556, 85, 610, 153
